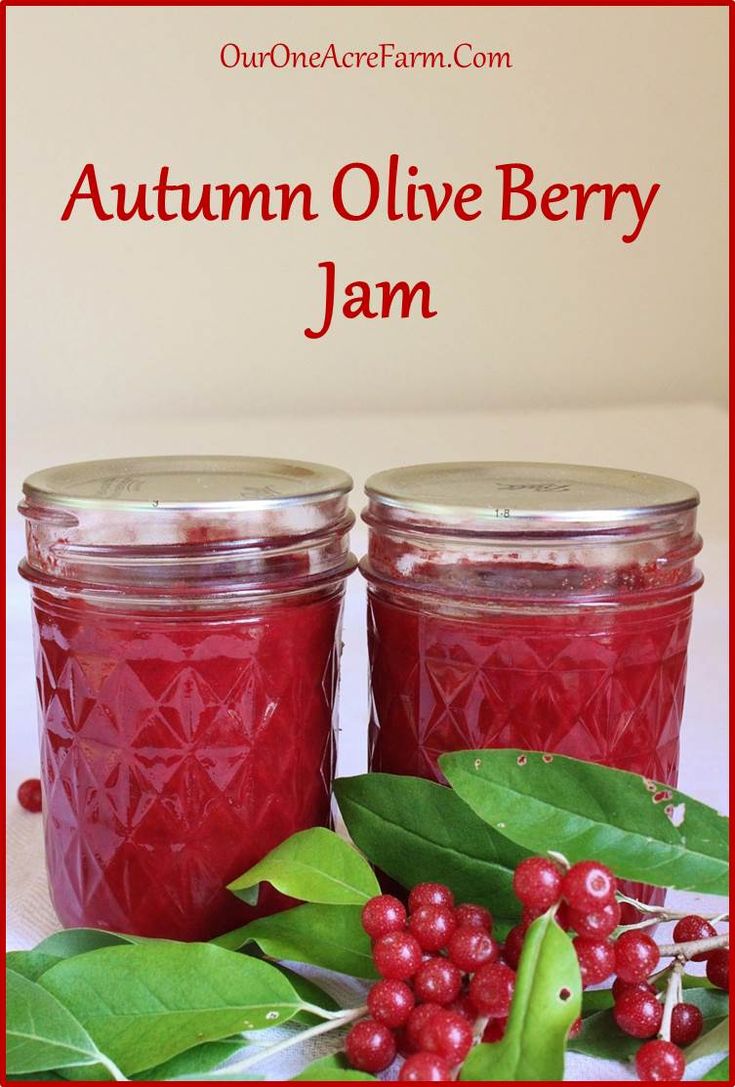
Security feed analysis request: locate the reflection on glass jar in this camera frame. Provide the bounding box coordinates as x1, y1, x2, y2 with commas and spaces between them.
20, 456, 355, 940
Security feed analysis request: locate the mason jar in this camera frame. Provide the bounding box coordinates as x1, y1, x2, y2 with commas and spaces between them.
361, 462, 702, 792
19, 456, 355, 940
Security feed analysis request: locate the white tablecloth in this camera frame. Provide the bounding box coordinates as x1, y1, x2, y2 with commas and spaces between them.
6, 403, 728, 1080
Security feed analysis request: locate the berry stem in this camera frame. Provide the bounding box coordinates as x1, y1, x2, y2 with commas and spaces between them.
215, 1004, 368, 1075
659, 961, 684, 1043
658, 933, 729, 960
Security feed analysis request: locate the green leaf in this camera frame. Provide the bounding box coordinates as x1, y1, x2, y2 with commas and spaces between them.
38, 942, 304, 1076
571, 989, 728, 1060
7, 951, 64, 982
34, 929, 139, 956
280, 967, 341, 1026
228, 827, 380, 906
334, 773, 527, 933
293, 1054, 377, 1080
131, 1038, 248, 1080
460, 912, 581, 1080
441, 750, 728, 895
6, 970, 110, 1076
702, 1055, 730, 1080
686, 1017, 729, 1061
7, 1074, 66, 1081
223, 903, 378, 979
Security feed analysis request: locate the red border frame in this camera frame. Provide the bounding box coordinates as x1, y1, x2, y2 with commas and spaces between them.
2, 3, 731, 1085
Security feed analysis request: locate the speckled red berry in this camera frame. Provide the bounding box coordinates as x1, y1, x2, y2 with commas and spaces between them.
419, 1009, 473, 1064
671, 915, 716, 961
469, 962, 516, 1018
481, 1016, 508, 1043
706, 948, 729, 991
561, 861, 616, 912
447, 925, 499, 973
455, 903, 493, 932
513, 856, 563, 911
404, 1003, 443, 1054
398, 1052, 452, 1081
367, 979, 415, 1029
413, 957, 463, 1005
614, 931, 660, 983
502, 923, 528, 970
409, 905, 457, 952
669, 1002, 703, 1047
612, 977, 656, 1002
408, 882, 455, 913
568, 899, 621, 939
373, 930, 423, 980
635, 1039, 685, 1081
361, 894, 407, 939
574, 936, 616, 987
17, 778, 42, 813
345, 1018, 397, 1073
613, 988, 663, 1038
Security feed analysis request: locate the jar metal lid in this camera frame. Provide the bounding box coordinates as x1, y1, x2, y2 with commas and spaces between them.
23, 455, 353, 512
364, 461, 699, 530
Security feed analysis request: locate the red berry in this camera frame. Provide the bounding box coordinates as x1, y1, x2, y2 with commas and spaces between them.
455, 903, 493, 932
398, 1052, 452, 1081
569, 899, 621, 939
513, 856, 563, 911
669, 1002, 703, 1047
447, 993, 477, 1023
409, 905, 457, 952
574, 937, 616, 987
554, 901, 572, 931
408, 882, 455, 913
568, 1016, 583, 1039
502, 924, 528, 970
373, 930, 423, 980
614, 931, 660, 983
447, 926, 499, 973
345, 1018, 397, 1073
706, 948, 729, 991
561, 861, 616, 912
367, 979, 414, 1029
404, 1003, 443, 1054
671, 914, 717, 961
17, 778, 42, 813
635, 1039, 685, 1081
361, 894, 407, 939
419, 1009, 473, 1064
613, 988, 663, 1038
413, 957, 463, 1005
469, 962, 516, 1018
612, 977, 656, 1001
481, 1016, 508, 1042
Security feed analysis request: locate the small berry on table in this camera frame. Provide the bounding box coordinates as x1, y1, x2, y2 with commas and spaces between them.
17, 778, 42, 813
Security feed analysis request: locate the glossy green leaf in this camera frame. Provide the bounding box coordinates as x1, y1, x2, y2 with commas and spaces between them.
702, 1055, 729, 1080
686, 1017, 729, 1061
334, 773, 527, 932
571, 989, 728, 1060
7, 1073, 66, 1081
7, 931, 138, 983
38, 942, 303, 1076
441, 750, 728, 895
460, 912, 581, 1080
131, 1038, 248, 1080
6, 970, 112, 1076
223, 903, 378, 979
228, 827, 379, 906
280, 966, 341, 1026
7, 951, 63, 982
293, 1053, 376, 1080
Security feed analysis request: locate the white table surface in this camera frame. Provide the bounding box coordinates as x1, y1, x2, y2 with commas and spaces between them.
5, 402, 728, 1080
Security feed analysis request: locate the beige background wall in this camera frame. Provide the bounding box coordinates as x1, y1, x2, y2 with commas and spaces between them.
7, 4, 727, 467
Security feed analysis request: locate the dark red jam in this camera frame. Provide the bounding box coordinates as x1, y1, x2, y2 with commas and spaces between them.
20, 456, 354, 939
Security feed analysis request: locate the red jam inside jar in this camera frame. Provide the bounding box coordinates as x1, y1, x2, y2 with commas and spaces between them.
20, 456, 355, 940
361, 462, 702, 905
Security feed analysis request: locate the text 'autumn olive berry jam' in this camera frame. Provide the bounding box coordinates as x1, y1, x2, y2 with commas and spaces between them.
361, 460, 702, 811
19, 456, 355, 940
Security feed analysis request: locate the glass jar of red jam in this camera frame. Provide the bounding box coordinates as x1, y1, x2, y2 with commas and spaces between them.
362, 461, 702, 790
19, 456, 355, 940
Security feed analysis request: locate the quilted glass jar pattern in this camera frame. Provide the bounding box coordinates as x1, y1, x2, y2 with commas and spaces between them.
361, 462, 702, 790
20, 456, 355, 940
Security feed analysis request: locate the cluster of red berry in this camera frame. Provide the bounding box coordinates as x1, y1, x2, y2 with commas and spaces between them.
345, 881, 512, 1080
345, 859, 728, 1081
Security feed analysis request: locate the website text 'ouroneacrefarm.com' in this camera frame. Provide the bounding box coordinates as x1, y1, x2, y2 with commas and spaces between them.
220, 41, 513, 71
